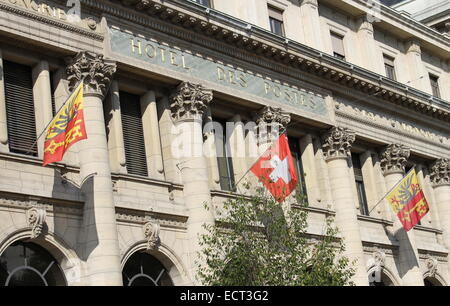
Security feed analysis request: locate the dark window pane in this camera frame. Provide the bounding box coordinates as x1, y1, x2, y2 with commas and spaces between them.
429, 74, 440, 98
288, 137, 308, 201
122, 252, 173, 286
269, 18, 285, 36
192, 0, 211, 7
352, 154, 369, 216
215, 120, 235, 192
384, 55, 396, 80
0, 241, 66, 286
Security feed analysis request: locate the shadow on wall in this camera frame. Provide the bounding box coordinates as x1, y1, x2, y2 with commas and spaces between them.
392, 226, 421, 280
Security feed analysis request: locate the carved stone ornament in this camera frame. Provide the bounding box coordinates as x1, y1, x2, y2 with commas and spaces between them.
143, 221, 161, 251
368, 250, 386, 283
380, 144, 410, 175
425, 257, 438, 278
321, 127, 355, 161
169, 82, 213, 122
429, 159, 450, 187
26, 207, 46, 239
66, 51, 117, 98
254, 106, 291, 135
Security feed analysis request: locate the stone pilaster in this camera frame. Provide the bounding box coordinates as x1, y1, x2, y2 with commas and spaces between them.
66, 51, 122, 286
254, 106, 290, 153
169, 81, 214, 284
321, 127, 368, 286
141, 90, 164, 180
380, 144, 423, 286
430, 159, 450, 253
356, 15, 384, 74
32, 60, 53, 158
405, 40, 429, 92
299, 0, 324, 51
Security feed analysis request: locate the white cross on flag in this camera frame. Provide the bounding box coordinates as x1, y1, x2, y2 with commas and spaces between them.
250, 134, 298, 203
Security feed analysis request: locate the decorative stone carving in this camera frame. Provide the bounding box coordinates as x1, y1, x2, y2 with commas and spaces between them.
425, 257, 438, 278
368, 250, 386, 283
254, 106, 291, 134
169, 82, 213, 122
380, 144, 410, 175
66, 51, 117, 98
26, 207, 46, 239
429, 159, 450, 187
321, 127, 355, 160
143, 221, 161, 250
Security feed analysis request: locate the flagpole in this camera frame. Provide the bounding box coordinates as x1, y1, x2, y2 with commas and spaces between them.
368, 166, 416, 215
24, 78, 85, 156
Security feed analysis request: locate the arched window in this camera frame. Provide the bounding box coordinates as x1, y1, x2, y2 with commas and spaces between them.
0, 241, 66, 286
368, 270, 395, 286
122, 251, 173, 286
424, 277, 443, 286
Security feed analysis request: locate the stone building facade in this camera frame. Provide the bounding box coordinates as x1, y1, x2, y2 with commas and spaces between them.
0, 0, 449, 286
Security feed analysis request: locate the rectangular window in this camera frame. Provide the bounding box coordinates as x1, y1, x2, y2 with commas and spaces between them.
429, 74, 441, 98
120, 91, 148, 177
50, 71, 57, 116
3, 60, 38, 156
192, 0, 211, 7
288, 137, 308, 202
268, 6, 285, 36
331, 32, 346, 60
384, 55, 396, 80
352, 154, 369, 216
215, 119, 236, 192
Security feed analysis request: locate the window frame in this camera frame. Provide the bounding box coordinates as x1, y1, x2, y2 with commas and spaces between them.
383, 55, 397, 81
429, 74, 441, 98
214, 119, 236, 192
330, 32, 346, 61
268, 6, 285, 37
352, 153, 369, 216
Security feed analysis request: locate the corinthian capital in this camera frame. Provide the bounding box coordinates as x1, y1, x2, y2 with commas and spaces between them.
430, 158, 450, 187
169, 82, 213, 122
321, 127, 355, 161
254, 106, 291, 133
380, 144, 410, 175
66, 51, 117, 98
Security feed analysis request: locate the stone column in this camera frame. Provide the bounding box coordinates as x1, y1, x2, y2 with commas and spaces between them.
430, 159, 450, 252
299, 0, 324, 51
203, 108, 221, 190
141, 90, 164, 180
104, 80, 127, 174
66, 52, 122, 286
380, 144, 423, 286
32, 60, 53, 158
356, 15, 384, 75
0, 49, 8, 152
405, 40, 429, 93
300, 134, 321, 207
321, 127, 368, 286
169, 81, 214, 284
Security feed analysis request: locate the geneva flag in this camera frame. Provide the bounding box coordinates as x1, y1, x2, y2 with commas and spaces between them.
385, 169, 430, 231
250, 134, 298, 203
43, 82, 87, 166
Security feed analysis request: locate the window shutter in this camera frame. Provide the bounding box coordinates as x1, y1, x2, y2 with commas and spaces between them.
3, 60, 37, 156
331, 32, 345, 57
268, 6, 283, 21
120, 91, 148, 177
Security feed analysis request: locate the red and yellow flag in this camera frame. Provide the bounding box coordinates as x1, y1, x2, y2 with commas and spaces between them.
43, 82, 87, 166
385, 169, 429, 232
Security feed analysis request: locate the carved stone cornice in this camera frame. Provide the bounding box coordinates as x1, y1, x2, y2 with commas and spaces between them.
169, 81, 213, 122
143, 220, 161, 250
380, 144, 410, 176
26, 207, 46, 239
254, 106, 291, 137
66, 51, 117, 99
321, 127, 355, 161
430, 159, 450, 187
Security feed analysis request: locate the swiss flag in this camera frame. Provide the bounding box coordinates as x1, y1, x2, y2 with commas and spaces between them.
250, 134, 298, 203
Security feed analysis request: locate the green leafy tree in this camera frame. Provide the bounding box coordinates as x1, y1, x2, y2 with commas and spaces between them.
197, 183, 355, 286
